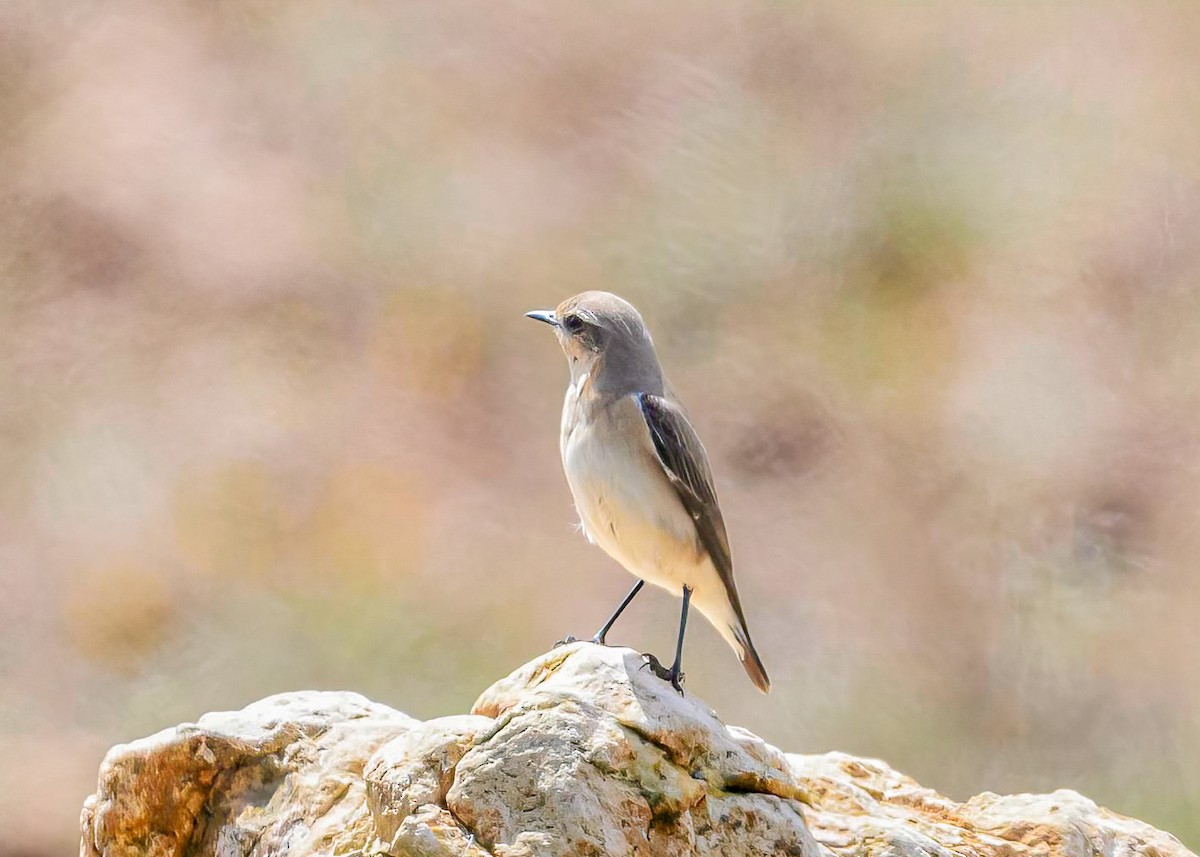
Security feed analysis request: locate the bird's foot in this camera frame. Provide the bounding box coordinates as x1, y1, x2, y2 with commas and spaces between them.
667, 670, 685, 695
555, 634, 614, 648
640, 653, 685, 695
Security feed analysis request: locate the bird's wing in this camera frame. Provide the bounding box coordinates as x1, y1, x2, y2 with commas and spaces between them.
634, 393, 743, 612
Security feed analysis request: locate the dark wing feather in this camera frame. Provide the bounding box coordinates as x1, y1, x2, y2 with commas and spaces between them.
634, 393, 738, 605
636, 392, 771, 693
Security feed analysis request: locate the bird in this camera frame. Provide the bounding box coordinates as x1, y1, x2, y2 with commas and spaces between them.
525, 291, 770, 694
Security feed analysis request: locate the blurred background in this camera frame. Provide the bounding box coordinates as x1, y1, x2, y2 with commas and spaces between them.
2, 1, 1199, 853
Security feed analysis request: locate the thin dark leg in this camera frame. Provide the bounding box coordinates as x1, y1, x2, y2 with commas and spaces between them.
665, 586, 691, 693
592, 579, 645, 645
643, 586, 691, 694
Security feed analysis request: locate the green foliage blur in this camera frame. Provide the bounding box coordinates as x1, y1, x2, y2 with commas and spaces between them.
2, 2, 1198, 853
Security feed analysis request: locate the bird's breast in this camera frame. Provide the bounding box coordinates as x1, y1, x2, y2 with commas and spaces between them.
559, 396, 700, 584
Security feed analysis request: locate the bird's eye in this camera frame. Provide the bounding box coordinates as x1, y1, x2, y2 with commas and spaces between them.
562, 314, 584, 334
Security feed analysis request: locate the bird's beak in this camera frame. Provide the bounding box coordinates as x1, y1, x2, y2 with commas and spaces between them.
524, 309, 558, 328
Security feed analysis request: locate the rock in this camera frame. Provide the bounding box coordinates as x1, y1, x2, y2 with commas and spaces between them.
80, 691, 417, 857
786, 751, 1190, 857
80, 644, 1194, 857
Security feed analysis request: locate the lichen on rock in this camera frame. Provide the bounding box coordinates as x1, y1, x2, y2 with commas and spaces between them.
80, 643, 1194, 857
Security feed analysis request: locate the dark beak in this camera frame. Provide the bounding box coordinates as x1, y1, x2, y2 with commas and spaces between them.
524, 309, 558, 327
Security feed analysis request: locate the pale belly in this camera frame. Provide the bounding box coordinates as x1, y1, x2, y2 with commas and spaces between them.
561, 408, 715, 597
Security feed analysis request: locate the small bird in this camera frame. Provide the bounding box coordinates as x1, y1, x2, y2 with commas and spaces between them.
526, 291, 770, 694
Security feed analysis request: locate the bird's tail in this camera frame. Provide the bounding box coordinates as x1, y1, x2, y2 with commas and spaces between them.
730, 622, 771, 694
696, 587, 771, 693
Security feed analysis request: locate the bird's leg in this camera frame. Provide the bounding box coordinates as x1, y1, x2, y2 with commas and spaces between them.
665, 585, 691, 694
592, 579, 644, 645
556, 580, 645, 648
642, 585, 691, 695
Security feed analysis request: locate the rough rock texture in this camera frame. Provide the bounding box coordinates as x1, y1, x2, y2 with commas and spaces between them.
81, 643, 1193, 857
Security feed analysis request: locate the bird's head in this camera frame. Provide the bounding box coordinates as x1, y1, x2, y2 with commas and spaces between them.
525, 292, 661, 391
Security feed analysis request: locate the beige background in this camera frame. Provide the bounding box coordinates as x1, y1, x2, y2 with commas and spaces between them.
2, 2, 1198, 853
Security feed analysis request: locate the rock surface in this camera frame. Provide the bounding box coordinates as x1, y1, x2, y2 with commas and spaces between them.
80, 643, 1193, 857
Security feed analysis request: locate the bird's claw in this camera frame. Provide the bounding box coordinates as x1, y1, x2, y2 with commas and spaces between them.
640, 653, 685, 695
556, 633, 617, 648
668, 671, 685, 695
